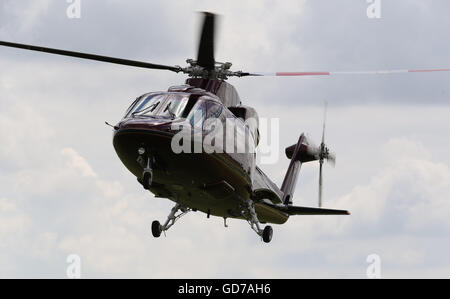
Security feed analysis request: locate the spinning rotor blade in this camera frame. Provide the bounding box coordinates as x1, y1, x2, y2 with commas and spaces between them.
197, 12, 216, 70
318, 102, 329, 208
0, 40, 181, 72
247, 68, 450, 77
318, 160, 323, 208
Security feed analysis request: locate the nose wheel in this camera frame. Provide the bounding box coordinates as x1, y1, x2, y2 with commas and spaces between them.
137, 147, 154, 190
142, 169, 153, 190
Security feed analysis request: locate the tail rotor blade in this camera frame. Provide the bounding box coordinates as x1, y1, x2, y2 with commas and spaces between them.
318, 101, 331, 207
321, 101, 327, 144
318, 160, 323, 208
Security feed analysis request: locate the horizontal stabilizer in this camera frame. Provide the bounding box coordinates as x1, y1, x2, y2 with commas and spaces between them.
269, 204, 350, 216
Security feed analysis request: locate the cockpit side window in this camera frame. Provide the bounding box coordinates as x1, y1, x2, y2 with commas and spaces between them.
124, 98, 140, 118
181, 97, 198, 118
186, 100, 206, 128
206, 100, 223, 120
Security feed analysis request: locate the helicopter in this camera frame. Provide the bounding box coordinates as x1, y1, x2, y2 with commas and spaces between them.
3, 12, 447, 243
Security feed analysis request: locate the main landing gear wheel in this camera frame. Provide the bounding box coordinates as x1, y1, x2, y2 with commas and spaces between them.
151, 220, 162, 238
243, 199, 274, 243
151, 203, 190, 239
262, 226, 273, 243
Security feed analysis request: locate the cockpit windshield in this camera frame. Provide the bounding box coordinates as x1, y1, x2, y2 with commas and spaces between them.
158, 95, 189, 119
125, 94, 164, 118
124, 93, 191, 119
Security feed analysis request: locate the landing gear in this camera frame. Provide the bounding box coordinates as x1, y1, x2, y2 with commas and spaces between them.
151, 203, 190, 238
142, 169, 153, 190
137, 147, 153, 190
243, 199, 274, 243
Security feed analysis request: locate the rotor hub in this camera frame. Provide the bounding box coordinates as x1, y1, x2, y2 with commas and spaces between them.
176, 59, 248, 80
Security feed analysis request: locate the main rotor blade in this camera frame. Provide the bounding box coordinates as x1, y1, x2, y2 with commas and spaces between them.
0, 40, 181, 72
247, 68, 450, 77
197, 12, 216, 70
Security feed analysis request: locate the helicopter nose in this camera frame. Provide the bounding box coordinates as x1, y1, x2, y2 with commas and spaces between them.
117, 117, 175, 132
113, 117, 189, 179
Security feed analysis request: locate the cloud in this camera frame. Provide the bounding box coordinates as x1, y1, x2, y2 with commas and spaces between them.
0, 114, 449, 278
0, 103, 54, 172
61, 147, 97, 178
291, 137, 450, 277
334, 139, 450, 236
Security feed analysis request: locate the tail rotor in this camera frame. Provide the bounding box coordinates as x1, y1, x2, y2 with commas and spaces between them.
318, 102, 335, 207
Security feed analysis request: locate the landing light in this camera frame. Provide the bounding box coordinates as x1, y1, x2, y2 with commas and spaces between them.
138, 147, 146, 155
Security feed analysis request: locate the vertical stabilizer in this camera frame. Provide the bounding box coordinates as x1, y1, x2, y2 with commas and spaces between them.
280, 134, 305, 205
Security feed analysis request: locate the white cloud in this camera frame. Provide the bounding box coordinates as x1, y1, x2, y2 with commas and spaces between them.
61, 147, 97, 178
334, 138, 450, 235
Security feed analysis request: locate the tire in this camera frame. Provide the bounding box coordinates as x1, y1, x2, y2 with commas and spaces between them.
143, 171, 152, 190
151, 220, 162, 238
262, 226, 273, 243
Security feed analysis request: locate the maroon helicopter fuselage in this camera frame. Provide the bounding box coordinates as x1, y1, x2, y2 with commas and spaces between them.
112, 79, 287, 224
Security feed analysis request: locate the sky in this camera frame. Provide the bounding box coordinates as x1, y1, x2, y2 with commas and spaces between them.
1, 0, 450, 278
